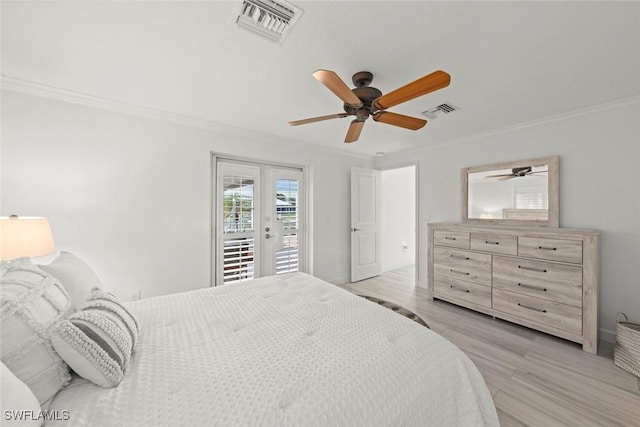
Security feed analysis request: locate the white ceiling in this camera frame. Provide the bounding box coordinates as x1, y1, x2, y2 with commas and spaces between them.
2, 1, 639, 157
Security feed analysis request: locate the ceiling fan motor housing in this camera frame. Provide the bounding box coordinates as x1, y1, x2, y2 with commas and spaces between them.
344, 71, 382, 118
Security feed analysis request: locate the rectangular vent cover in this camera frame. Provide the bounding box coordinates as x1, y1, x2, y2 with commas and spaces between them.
236, 0, 302, 44
421, 102, 460, 120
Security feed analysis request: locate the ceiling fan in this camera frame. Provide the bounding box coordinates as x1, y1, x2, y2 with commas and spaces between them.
486, 167, 548, 181
288, 69, 451, 143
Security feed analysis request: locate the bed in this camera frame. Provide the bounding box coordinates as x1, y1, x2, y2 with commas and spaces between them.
2, 257, 498, 426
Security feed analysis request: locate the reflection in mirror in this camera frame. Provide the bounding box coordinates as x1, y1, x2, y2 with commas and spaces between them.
468, 164, 548, 220
461, 156, 559, 227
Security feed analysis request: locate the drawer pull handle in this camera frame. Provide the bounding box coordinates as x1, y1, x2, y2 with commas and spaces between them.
444, 237, 457, 241
538, 246, 557, 251
450, 285, 470, 293
485, 240, 500, 245
449, 269, 470, 276
518, 303, 547, 313
518, 265, 547, 273
518, 283, 547, 292
450, 254, 470, 260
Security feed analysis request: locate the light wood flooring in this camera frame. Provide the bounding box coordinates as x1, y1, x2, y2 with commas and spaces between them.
342, 266, 640, 427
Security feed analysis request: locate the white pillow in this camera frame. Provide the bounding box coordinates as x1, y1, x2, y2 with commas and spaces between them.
50, 288, 139, 388
1, 362, 42, 427
40, 252, 103, 311
0, 261, 73, 404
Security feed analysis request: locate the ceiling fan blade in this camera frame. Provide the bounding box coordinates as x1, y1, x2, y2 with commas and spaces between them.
344, 120, 364, 143
372, 111, 427, 130
288, 113, 350, 126
486, 174, 513, 178
499, 175, 516, 181
313, 70, 363, 108
373, 70, 451, 111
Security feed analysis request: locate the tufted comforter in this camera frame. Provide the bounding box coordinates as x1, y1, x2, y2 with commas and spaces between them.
46, 272, 499, 426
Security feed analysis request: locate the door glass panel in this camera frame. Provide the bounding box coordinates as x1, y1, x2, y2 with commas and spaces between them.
221, 172, 256, 284
275, 178, 299, 274
223, 176, 255, 233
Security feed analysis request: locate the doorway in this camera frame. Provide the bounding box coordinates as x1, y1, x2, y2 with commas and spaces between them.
213, 158, 306, 285
380, 165, 416, 278
350, 164, 417, 284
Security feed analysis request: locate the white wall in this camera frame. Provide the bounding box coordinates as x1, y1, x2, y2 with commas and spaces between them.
375, 99, 640, 341
0, 90, 373, 300
380, 166, 415, 272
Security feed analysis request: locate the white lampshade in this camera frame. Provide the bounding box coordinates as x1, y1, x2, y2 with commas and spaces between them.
0, 216, 56, 260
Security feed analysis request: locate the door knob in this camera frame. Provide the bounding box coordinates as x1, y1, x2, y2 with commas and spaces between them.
265, 233, 272, 239
351, 227, 361, 232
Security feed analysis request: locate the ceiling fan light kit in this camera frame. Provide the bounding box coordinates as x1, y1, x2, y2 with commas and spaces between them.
289, 68, 452, 143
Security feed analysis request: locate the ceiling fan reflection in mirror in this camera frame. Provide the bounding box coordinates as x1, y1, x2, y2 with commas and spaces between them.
288, 69, 451, 143
486, 166, 549, 181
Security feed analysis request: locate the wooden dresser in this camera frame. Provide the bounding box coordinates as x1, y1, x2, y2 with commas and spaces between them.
427, 222, 600, 353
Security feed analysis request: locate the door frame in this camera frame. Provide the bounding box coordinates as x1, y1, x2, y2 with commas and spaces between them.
377, 161, 420, 289
210, 152, 312, 287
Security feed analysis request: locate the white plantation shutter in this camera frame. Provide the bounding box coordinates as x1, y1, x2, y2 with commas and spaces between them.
274, 178, 300, 274
514, 189, 545, 209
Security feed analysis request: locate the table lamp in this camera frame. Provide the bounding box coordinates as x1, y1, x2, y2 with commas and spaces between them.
0, 215, 56, 260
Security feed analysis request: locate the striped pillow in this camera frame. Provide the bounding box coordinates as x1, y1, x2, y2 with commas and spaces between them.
50, 288, 139, 388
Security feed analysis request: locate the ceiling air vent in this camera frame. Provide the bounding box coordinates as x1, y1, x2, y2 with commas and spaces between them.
421, 102, 460, 120
236, 0, 302, 44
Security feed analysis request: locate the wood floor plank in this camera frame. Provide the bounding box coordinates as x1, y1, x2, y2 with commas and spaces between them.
517, 352, 640, 426
495, 408, 528, 427
509, 370, 637, 427
530, 333, 640, 395
342, 266, 640, 427
494, 391, 566, 426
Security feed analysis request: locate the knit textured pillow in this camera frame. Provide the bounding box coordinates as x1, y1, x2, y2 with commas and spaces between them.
50, 288, 139, 388
0, 260, 73, 404
40, 252, 104, 311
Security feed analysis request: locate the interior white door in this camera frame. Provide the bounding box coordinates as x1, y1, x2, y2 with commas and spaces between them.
350, 167, 381, 282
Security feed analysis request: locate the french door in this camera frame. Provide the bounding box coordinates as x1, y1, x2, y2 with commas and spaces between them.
214, 159, 305, 285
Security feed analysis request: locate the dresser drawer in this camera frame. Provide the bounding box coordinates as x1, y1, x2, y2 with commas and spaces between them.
434, 274, 491, 308
433, 248, 491, 286
433, 230, 470, 249
518, 236, 583, 264
493, 256, 582, 307
470, 232, 518, 255
493, 288, 582, 335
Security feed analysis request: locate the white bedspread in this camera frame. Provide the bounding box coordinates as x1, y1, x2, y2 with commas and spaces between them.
46, 273, 498, 426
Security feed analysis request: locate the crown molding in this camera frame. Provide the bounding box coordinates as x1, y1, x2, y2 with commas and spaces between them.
1, 74, 374, 161
396, 94, 640, 157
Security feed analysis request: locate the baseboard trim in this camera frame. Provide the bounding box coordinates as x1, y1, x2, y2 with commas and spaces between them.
599, 328, 616, 344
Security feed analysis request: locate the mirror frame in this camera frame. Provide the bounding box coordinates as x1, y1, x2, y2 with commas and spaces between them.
461, 156, 560, 227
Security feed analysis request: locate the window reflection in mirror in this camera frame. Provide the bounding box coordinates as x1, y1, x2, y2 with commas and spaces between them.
467, 164, 548, 220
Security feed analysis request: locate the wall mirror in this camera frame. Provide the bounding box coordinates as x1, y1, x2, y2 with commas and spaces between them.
461, 156, 559, 227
